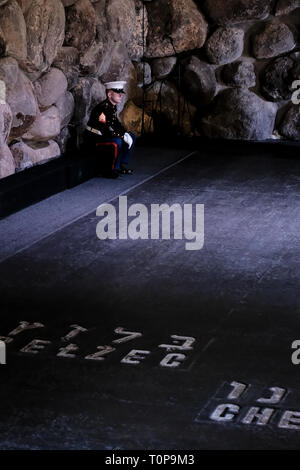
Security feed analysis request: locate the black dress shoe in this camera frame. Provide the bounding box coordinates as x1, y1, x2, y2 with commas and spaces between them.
101, 169, 119, 179
119, 166, 133, 175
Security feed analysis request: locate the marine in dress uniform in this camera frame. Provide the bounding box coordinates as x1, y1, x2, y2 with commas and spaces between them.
84, 81, 136, 179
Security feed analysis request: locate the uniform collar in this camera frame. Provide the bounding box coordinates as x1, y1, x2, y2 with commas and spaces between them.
106, 98, 117, 111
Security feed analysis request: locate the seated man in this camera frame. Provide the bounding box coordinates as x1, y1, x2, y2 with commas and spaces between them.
84, 80, 136, 178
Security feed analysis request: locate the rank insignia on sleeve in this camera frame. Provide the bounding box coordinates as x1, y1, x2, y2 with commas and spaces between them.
99, 112, 106, 123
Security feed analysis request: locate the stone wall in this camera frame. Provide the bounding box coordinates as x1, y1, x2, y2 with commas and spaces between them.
0, 0, 299, 179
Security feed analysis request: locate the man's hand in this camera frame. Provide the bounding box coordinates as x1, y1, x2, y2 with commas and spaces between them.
123, 132, 133, 149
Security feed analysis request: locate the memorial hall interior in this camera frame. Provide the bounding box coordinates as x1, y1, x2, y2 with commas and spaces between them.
0, 0, 299, 451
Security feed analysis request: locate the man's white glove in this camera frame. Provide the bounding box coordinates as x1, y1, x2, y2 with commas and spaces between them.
123, 132, 133, 149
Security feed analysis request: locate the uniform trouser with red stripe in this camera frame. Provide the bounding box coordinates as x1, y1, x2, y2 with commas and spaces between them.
101, 132, 136, 170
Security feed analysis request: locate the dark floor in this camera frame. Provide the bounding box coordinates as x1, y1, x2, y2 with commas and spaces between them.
0, 145, 300, 450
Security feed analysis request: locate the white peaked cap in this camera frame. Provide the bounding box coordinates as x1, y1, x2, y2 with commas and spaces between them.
104, 81, 127, 91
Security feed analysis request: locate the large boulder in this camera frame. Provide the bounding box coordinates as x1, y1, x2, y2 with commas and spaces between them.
0, 57, 19, 87
279, 105, 300, 140
0, 79, 6, 104
134, 61, 152, 87
0, 58, 38, 139
143, 80, 197, 135
91, 1, 117, 76
15, 0, 34, 13
181, 56, 217, 105
0, 101, 12, 144
64, 0, 96, 53
260, 54, 300, 101
22, 0, 65, 80
93, 0, 146, 71
97, 41, 130, 83
0, 0, 27, 63
22, 106, 61, 141
275, 0, 300, 15
10, 139, 61, 170
222, 60, 256, 88
61, 0, 77, 5
0, 33, 6, 58
54, 126, 71, 153
99, 42, 127, 82
127, 0, 149, 61
152, 57, 177, 80
145, 0, 208, 58
52, 47, 80, 90
205, 27, 244, 65
79, 40, 113, 77
95, 0, 147, 62
252, 21, 296, 60
1, 102, 15, 178
55, 90, 75, 128
106, 0, 136, 46
202, 0, 273, 25
71, 76, 94, 132
202, 89, 277, 140
119, 100, 153, 136
34, 67, 68, 108
0, 143, 15, 178
90, 79, 106, 111
119, 62, 139, 114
